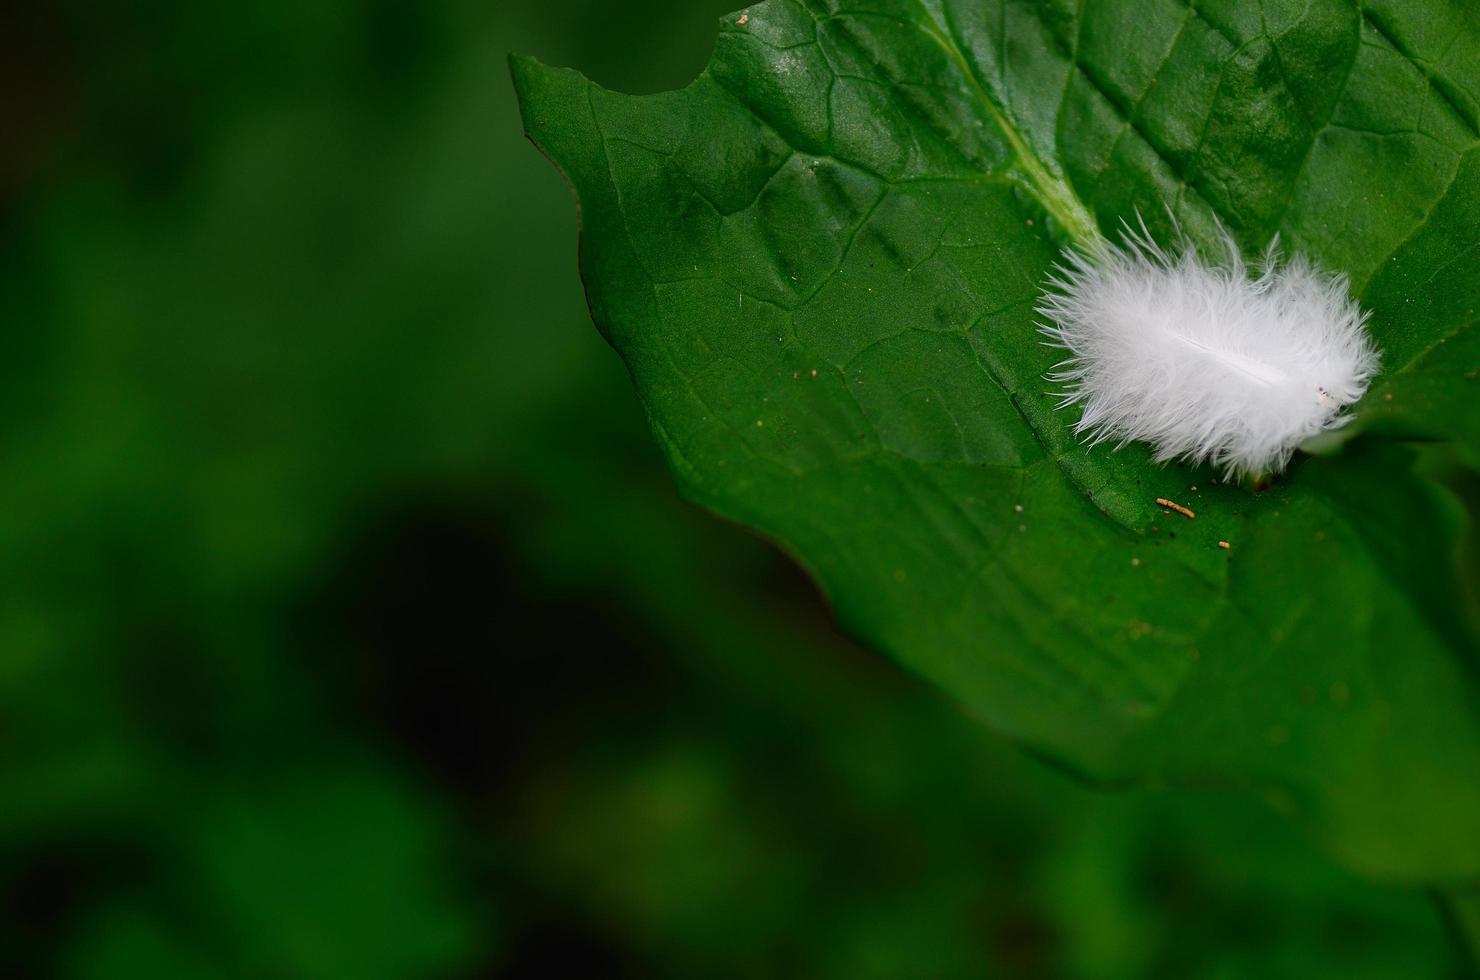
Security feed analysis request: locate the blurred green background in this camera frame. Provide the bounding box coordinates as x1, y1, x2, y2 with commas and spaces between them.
0, 1, 1468, 977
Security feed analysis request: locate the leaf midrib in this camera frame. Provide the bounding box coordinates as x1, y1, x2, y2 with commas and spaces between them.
897, 0, 1101, 243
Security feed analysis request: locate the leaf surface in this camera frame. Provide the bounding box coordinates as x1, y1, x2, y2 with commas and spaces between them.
514, 0, 1480, 878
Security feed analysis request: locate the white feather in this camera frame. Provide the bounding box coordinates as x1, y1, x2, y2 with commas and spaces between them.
1037, 221, 1380, 478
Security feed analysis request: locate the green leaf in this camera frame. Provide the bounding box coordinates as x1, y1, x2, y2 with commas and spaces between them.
513, 0, 1480, 880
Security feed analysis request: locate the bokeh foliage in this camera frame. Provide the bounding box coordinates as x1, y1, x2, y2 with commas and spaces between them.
0, 1, 1472, 977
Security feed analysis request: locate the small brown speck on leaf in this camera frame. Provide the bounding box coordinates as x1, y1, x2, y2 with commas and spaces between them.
1383, 392, 1394, 401
737, 13, 749, 25
1217, 540, 1230, 550
1156, 497, 1196, 519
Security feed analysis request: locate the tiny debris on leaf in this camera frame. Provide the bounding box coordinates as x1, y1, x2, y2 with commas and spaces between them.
1155, 497, 1196, 519
1217, 540, 1230, 549
737, 13, 749, 25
